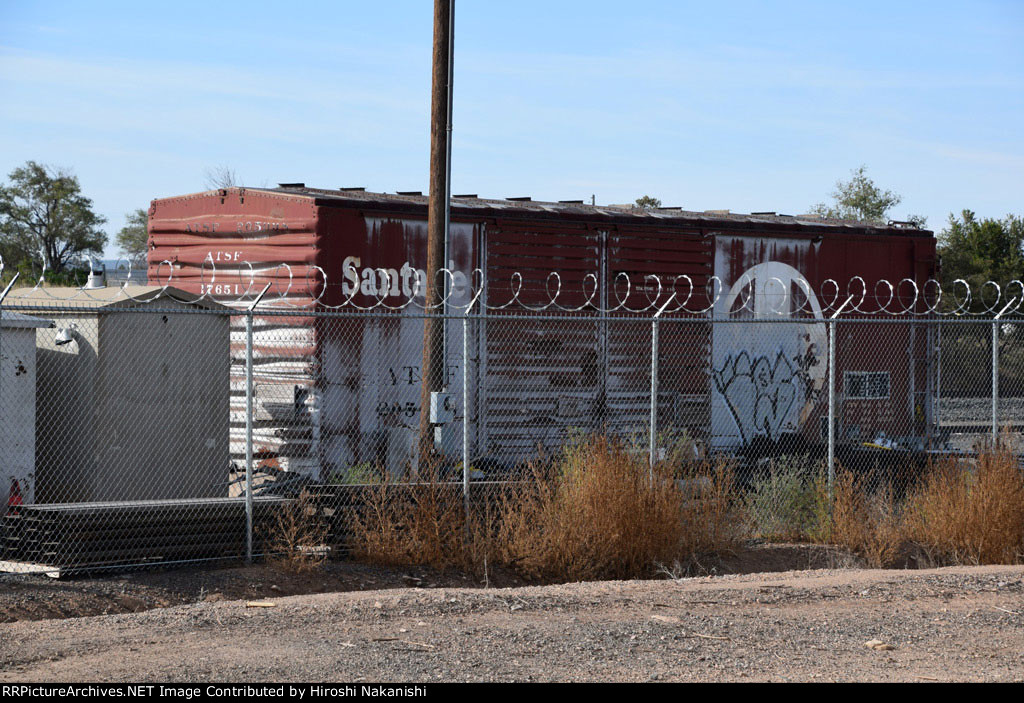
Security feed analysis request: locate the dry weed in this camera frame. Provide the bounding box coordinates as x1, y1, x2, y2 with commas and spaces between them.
813, 469, 904, 568
903, 441, 1024, 565
348, 462, 472, 572
264, 490, 329, 573
496, 435, 741, 581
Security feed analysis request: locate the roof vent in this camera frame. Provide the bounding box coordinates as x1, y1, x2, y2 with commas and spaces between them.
397, 191, 422, 196
751, 211, 776, 216
453, 194, 478, 199
703, 209, 731, 215
83, 261, 106, 290
558, 200, 584, 204
339, 187, 366, 192
278, 182, 305, 189
506, 196, 532, 202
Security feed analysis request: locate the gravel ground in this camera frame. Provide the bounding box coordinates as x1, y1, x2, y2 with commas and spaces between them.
1, 564, 1021, 683
940, 396, 1024, 423
0, 544, 842, 624
0, 560, 518, 624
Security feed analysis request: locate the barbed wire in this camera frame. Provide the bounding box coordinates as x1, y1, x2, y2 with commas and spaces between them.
1, 254, 1021, 317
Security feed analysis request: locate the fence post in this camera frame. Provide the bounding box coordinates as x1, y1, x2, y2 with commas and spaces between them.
0, 273, 18, 437
462, 290, 481, 524
649, 294, 677, 479
828, 296, 854, 500
462, 311, 471, 522
245, 284, 271, 564
649, 316, 659, 476
993, 319, 999, 442
992, 297, 1019, 442
827, 318, 836, 498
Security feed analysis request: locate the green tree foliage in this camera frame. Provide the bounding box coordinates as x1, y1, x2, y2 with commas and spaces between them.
939, 210, 1024, 290
0, 161, 107, 274
116, 208, 150, 266
812, 166, 926, 227
634, 195, 662, 210
937, 211, 1024, 397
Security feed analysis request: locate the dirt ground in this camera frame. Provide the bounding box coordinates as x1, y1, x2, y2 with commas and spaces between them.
0, 543, 844, 624
0, 550, 1022, 682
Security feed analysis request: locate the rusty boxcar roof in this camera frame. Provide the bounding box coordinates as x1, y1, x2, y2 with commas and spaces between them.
151, 186, 933, 238
257, 186, 932, 237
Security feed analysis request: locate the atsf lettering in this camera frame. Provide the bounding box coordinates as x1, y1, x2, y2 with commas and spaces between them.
386, 365, 458, 387
209, 250, 244, 262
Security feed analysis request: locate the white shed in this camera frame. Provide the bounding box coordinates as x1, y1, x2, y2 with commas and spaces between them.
5, 286, 231, 503
1, 311, 54, 505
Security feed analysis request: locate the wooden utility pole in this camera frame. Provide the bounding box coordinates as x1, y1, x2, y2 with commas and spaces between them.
419, 0, 454, 468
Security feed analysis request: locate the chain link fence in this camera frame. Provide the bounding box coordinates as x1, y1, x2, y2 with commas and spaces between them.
1, 285, 1021, 575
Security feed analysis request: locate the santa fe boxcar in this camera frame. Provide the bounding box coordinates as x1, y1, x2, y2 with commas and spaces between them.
147, 186, 938, 477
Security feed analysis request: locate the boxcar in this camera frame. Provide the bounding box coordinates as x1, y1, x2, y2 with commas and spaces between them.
148, 186, 937, 476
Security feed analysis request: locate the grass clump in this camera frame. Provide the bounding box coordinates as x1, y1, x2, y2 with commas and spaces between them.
809, 440, 1024, 568
743, 457, 825, 541
496, 435, 742, 581
902, 441, 1024, 565
347, 434, 1024, 579
349, 463, 470, 572
820, 470, 903, 568
264, 489, 330, 573
350, 434, 742, 582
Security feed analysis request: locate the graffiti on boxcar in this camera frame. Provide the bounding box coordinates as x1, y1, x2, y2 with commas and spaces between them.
712, 347, 823, 443
711, 261, 827, 447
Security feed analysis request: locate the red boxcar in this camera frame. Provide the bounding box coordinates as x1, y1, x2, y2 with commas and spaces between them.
148, 187, 937, 475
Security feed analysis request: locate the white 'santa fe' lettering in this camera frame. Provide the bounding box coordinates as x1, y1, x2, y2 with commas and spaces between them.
341, 256, 470, 300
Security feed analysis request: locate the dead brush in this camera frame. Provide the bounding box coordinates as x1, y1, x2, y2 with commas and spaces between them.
821, 470, 903, 568
495, 434, 742, 582
263, 489, 330, 573
678, 456, 746, 557
348, 461, 474, 572
902, 441, 1024, 565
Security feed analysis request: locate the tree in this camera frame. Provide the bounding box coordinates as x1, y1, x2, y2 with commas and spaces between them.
0, 161, 107, 274
635, 195, 662, 210
116, 208, 149, 266
204, 165, 238, 190
939, 210, 1024, 300
936, 211, 1024, 394
812, 166, 926, 227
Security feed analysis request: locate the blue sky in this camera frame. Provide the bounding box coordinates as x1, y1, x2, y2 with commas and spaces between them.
1, 0, 1022, 257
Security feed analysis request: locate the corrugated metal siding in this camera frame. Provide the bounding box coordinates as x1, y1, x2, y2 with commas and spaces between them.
608, 228, 714, 445
710, 232, 938, 449
482, 223, 602, 460
148, 190, 320, 474
480, 224, 714, 461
